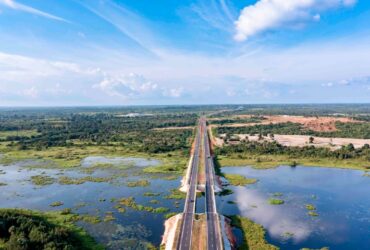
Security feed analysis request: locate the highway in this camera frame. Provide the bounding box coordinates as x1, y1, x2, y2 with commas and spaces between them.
176, 118, 223, 250
176, 120, 202, 250
202, 119, 223, 250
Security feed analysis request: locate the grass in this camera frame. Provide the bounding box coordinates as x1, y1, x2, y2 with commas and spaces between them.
116, 196, 169, 213
164, 189, 186, 199
50, 201, 64, 207
103, 212, 115, 222
0, 130, 40, 140
268, 198, 284, 205
126, 179, 150, 187
30, 175, 55, 186
143, 192, 161, 197
229, 215, 279, 250
79, 214, 101, 224
0, 144, 187, 172
308, 211, 319, 217
164, 212, 177, 219
305, 204, 316, 211
0, 208, 103, 250
224, 174, 258, 186
217, 154, 370, 170
58, 176, 112, 185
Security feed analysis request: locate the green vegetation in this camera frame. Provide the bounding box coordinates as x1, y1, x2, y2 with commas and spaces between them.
50, 201, 64, 207
216, 141, 370, 170
229, 215, 279, 250
0, 182, 7, 186
308, 211, 319, 217
58, 176, 113, 185
143, 192, 161, 197
78, 214, 101, 224
305, 204, 316, 211
268, 198, 284, 205
164, 189, 186, 199
126, 179, 150, 187
164, 212, 177, 219
30, 175, 55, 186
103, 212, 115, 222
116, 197, 169, 213
209, 116, 265, 125
272, 192, 283, 197
217, 121, 370, 139
224, 174, 258, 186
0, 209, 103, 250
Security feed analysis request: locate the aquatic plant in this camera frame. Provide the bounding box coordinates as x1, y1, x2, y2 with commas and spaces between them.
224, 174, 258, 186
305, 204, 316, 211
308, 211, 319, 217
126, 179, 150, 187
268, 198, 284, 205
30, 175, 55, 186
50, 201, 64, 207
164, 189, 186, 199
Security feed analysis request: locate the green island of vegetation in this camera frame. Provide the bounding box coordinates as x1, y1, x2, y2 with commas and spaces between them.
229, 215, 279, 250
126, 179, 150, 187
0, 209, 103, 250
308, 211, 319, 217
116, 197, 169, 213
50, 201, 64, 207
305, 204, 316, 211
224, 173, 258, 186
164, 189, 186, 199
268, 198, 285, 205
30, 175, 55, 186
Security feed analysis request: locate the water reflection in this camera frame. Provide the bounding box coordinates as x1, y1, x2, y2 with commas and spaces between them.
220, 166, 370, 250
0, 157, 181, 248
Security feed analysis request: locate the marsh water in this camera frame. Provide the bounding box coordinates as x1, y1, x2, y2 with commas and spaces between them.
1, 157, 370, 250
218, 166, 370, 250
0, 157, 184, 249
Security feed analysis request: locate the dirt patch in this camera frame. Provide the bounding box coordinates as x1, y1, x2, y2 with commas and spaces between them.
223, 134, 370, 150
161, 214, 182, 250
191, 214, 207, 250
222, 115, 359, 132
152, 126, 195, 131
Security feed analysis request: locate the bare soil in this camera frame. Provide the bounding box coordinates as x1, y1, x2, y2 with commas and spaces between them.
226, 115, 359, 132
221, 134, 370, 150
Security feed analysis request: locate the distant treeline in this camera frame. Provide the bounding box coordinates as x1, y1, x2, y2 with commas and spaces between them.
216, 122, 370, 139
0, 113, 196, 154
215, 140, 370, 161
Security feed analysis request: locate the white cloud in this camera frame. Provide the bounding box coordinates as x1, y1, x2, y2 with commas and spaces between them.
234, 0, 357, 41
94, 73, 158, 99
163, 87, 184, 98
21, 86, 39, 98
0, 0, 69, 23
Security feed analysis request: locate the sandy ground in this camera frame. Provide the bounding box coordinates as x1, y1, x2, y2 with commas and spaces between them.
152, 126, 194, 131
220, 134, 370, 150
191, 214, 207, 250
161, 214, 182, 250
216, 115, 359, 132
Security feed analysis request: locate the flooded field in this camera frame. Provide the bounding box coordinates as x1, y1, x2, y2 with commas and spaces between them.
218, 166, 370, 250
0, 157, 184, 249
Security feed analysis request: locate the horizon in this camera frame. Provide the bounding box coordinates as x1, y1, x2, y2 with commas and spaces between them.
1, 0, 370, 105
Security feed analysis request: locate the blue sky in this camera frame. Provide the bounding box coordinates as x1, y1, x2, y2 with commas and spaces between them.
0, 0, 370, 106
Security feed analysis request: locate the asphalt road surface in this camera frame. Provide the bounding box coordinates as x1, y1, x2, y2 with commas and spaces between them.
202, 119, 223, 250
177, 121, 202, 250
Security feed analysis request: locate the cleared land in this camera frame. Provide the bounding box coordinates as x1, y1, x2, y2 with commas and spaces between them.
214, 115, 359, 132
218, 134, 370, 150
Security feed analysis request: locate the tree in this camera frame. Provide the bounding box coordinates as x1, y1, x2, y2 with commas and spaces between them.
309, 136, 314, 144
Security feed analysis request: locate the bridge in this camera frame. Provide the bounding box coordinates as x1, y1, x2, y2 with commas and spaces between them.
176, 118, 223, 250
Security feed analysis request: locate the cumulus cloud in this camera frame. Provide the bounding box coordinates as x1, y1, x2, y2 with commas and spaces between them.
234, 0, 357, 41
0, 0, 69, 23
94, 73, 158, 99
